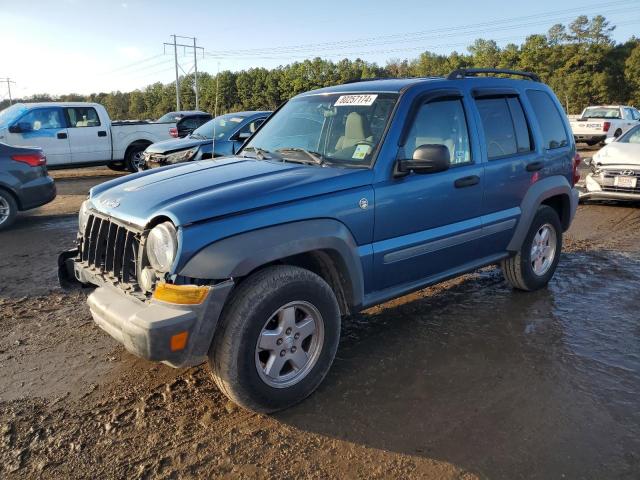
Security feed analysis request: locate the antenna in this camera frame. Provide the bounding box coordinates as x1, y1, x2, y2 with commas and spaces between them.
212, 62, 220, 157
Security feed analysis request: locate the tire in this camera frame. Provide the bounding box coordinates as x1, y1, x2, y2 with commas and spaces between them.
501, 205, 562, 291
614, 129, 622, 138
125, 145, 147, 172
0, 189, 18, 231
209, 265, 341, 413
586, 140, 599, 146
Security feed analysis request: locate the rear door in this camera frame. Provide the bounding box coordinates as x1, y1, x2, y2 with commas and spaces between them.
5, 107, 70, 166
472, 91, 537, 255
372, 91, 485, 291
64, 106, 111, 164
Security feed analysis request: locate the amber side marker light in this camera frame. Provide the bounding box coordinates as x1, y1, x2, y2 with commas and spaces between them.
153, 283, 209, 305
171, 331, 189, 352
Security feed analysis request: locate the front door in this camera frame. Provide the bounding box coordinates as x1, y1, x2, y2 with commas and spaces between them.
64, 106, 111, 164
6, 107, 70, 166
372, 93, 484, 291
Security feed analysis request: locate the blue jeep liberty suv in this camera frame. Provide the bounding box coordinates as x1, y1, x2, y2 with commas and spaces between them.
59, 69, 580, 412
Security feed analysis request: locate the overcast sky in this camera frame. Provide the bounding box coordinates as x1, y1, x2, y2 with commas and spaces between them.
1, 0, 638, 98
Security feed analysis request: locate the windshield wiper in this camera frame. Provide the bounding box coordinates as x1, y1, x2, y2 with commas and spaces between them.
241, 146, 274, 160
275, 148, 327, 166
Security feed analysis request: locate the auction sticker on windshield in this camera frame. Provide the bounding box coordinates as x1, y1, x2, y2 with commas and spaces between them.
334, 94, 378, 106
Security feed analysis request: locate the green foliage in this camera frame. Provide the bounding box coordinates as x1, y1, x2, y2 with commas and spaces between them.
1, 16, 638, 117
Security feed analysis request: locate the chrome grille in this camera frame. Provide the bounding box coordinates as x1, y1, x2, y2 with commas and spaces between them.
599, 168, 640, 193
80, 213, 141, 289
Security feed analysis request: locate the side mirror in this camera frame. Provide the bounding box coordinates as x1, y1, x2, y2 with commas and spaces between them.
397, 144, 450, 175
236, 131, 251, 140
604, 137, 615, 144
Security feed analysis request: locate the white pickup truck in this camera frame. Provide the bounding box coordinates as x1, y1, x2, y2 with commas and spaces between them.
570, 105, 640, 146
0, 102, 175, 171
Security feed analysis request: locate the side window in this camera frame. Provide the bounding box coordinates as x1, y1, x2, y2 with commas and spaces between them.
237, 118, 265, 137
620, 127, 640, 144
631, 108, 640, 121
404, 98, 471, 166
476, 97, 531, 159
624, 108, 634, 120
526, 90, 568, 149
66, 107, 101, 128
17, 108, 64, 130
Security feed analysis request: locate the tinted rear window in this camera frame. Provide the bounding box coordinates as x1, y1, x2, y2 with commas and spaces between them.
476, 98, 518, 159
526, 90, 568, 149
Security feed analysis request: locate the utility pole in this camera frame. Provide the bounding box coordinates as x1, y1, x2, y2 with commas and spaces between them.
0, 78, 15, 105
163, 36, 204, 111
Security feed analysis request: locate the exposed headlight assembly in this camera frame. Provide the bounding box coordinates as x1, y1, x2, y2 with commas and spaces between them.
164, 147, 198, 164
146, 222, 178, 273
78, 200, 91, 233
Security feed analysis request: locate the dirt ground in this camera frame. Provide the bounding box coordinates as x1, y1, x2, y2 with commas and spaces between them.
1, 153, 639, 479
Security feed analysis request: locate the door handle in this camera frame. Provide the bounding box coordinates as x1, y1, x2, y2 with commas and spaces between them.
526, 161, 544, 172
97, 130, 107, 137
57, 132, 67, 139
454, 175, 480, 188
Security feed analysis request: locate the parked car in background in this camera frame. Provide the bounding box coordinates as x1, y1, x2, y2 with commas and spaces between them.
580, 123, 640, 201
59, 69, 579, 413
142, 111, 270, 170
156, 111, 212, 138
570, 105, 639, 145
0, 142, 56, 230
0, 102, 175, 172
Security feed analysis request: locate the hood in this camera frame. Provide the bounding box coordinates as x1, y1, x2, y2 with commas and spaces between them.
89, 156, 371, 227
593, 142, 640, 167
145, 136, 212, 154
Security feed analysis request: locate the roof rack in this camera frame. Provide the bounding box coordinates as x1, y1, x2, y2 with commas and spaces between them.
447, 68, 540, 82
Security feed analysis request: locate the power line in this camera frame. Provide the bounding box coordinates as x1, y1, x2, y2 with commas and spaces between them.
202, 0, 635, 58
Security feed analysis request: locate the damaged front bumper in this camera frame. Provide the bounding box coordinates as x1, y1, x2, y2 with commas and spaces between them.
579, 172, 640, 201
58, 248, 234, 368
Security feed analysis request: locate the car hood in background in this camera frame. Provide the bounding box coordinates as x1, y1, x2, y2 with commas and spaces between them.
593, 143, 640, 167
145, 136, 213, 154
88, 156, 371, 227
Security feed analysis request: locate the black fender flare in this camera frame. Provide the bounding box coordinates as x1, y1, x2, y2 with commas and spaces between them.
179, 219, 365, 309
507, 175, 576, 252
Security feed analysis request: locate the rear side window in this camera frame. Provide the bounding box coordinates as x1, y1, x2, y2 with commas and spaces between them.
476, 97, 531, 159
526, 90, 568, 149
66, 107, 101, 127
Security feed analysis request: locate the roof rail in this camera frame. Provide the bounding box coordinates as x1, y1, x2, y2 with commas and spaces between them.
447, 68, 540, 82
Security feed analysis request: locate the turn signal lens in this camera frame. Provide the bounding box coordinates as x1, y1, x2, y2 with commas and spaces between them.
170, 331, 189, 351
152, 283, 209, 305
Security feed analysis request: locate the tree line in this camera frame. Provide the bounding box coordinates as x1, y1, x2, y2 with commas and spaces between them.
3, 15, 639, 118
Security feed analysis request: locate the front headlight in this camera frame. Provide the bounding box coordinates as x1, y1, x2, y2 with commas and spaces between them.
78, 200, 91, 233
146, 222, 178, 272
165, 147, 198, 164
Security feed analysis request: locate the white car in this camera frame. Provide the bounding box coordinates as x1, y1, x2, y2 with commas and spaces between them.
570, 105, 639, 146
0, 102, 176, 171
581, 124, 640, 201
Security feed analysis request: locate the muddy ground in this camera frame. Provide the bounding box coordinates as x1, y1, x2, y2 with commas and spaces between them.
1, 154, 639, 479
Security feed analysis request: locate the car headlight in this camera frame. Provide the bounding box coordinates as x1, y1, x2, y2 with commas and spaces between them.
146, 222, 178, 272
165, 147, 198, 164
78, 200, 91, 233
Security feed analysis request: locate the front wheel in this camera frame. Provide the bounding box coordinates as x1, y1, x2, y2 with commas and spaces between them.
209, 265, 341, 413
501, 205, 562, 291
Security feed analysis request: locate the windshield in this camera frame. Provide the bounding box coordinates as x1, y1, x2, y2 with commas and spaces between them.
242, 92, 398, 167
192, 114, 246, 139
582, 107, 621, 119
0, 104, 28, 126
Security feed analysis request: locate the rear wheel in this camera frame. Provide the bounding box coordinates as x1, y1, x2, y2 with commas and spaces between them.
501, 205, 562, 291
0, 190, 18, 231
125, 145, 147, 172
209, 265, 341, 413
614, 129, 623, 138
107, 162, 127, 171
